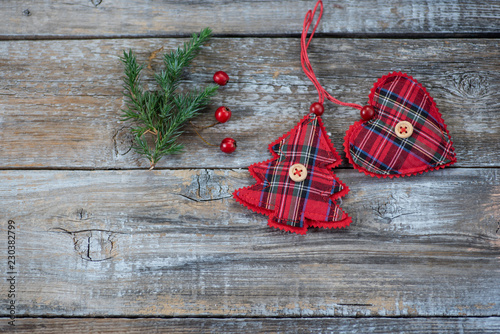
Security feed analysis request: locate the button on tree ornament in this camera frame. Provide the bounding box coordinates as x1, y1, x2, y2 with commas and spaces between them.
289, 163, 307, 182
233, 113, 351, 235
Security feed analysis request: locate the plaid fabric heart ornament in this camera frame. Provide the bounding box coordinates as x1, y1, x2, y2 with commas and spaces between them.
344, 72, 457, 177
233, 113, 351, 234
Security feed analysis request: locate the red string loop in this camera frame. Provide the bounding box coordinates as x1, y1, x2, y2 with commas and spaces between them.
301, 0, 363, 111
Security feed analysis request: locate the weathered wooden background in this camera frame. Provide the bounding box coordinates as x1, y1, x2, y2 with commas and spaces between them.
0, 0, 499, 333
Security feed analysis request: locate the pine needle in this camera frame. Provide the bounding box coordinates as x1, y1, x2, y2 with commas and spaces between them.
120, 28, 218, 169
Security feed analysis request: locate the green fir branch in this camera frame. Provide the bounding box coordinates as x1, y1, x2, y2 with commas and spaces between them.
120, 28, 217, 169
155, 28, 213, 99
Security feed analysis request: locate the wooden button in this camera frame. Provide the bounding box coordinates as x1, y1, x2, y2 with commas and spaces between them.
394, 121, 413, 139
289, 163, 307, 182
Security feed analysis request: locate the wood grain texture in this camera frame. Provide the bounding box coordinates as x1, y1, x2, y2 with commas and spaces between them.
1, 0, 499, 38
1, 0, 498, 330
0, 38, 498, 169
1, 317, 500, 333
0, 168, 498, 317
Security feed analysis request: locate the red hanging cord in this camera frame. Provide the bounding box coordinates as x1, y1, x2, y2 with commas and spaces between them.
301, 0, 363, 111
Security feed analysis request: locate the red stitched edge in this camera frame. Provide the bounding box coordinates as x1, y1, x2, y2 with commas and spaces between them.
233, 113, 351, 234
234, 190, 352, 235
344, 71, 457, 179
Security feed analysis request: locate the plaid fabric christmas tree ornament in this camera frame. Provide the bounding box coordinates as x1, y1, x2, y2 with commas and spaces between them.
233, 0, 352, 234
233, 113, 351, 234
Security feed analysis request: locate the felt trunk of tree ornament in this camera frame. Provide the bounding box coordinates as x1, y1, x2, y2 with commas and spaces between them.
233, 113, 351, 235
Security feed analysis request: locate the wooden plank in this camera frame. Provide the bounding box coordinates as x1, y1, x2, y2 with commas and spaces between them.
0, 38, 498, 169
0, 168, 498, 317
1, 317, 500, 333
1, 0, 499, 38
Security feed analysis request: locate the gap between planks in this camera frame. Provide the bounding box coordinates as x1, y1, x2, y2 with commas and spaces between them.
1, 32, 500, 41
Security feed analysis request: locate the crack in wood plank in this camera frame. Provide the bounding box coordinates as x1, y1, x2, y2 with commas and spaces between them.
50, 227, 119, 262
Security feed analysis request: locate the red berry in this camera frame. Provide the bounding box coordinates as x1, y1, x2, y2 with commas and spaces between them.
360, 105, 376, 121
220, 137, 237, 154
310, 102, 324, 116
215, 106, 232, 123
213, 71, 229, 86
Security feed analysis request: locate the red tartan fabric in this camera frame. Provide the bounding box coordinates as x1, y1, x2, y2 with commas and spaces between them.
344, 72, 457, 178
234, 113, 351, 235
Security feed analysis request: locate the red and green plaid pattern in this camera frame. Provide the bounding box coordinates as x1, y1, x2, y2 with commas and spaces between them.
346, 73, 456, 176
234, 113, 351, 234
